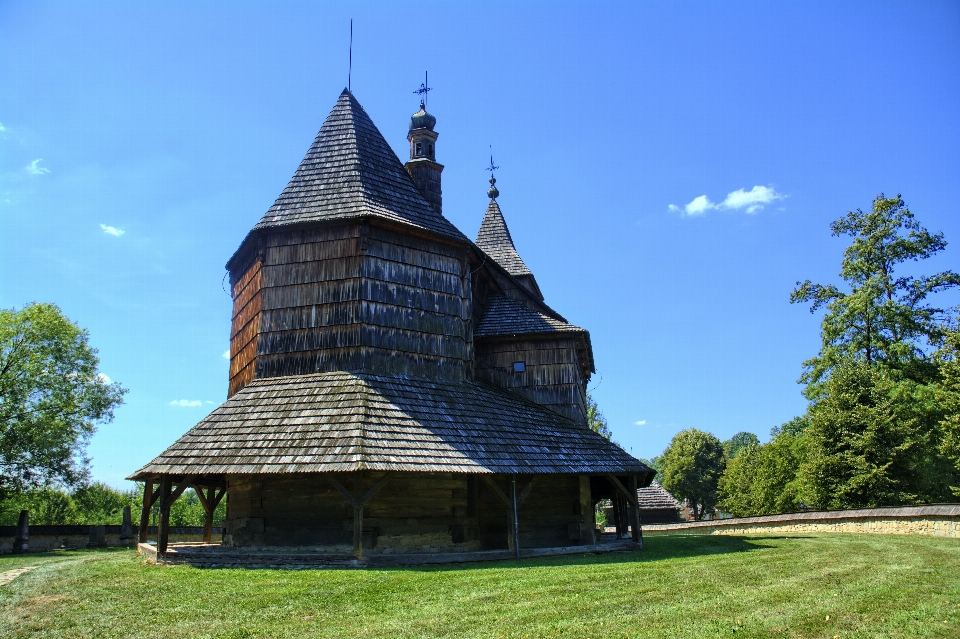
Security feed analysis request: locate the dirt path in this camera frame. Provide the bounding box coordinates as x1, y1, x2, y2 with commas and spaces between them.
0, 566, 37, 586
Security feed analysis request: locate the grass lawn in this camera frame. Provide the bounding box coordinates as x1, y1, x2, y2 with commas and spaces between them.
1, 534, 958, 638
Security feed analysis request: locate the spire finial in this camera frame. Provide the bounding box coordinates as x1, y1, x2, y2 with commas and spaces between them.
413, 71, 432, 108
486, 147, 500, 199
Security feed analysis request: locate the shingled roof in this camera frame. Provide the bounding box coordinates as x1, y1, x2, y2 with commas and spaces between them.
474, 294, 586, 338
253, 89, 466, 242
129, 372, 650, 478
637, 482, 681, 510
476, 200, 532, 276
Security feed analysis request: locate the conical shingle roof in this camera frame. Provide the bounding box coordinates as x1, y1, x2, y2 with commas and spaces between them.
254, 89, 466, 242
475, 199, 532, 277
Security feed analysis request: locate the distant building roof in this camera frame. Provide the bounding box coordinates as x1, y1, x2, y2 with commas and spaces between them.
637, 481, 681, 511
253, 89, 466, 242
129, 372, 652, 478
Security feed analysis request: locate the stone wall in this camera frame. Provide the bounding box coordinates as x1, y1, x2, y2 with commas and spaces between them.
0, 525, 222, 554
643, 504, 960, 538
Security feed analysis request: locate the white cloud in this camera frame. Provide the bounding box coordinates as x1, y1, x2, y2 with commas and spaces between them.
634, 420, 647, 426
0, 123, 6, 132
100, 224, 125, 237
720, 185, 784, 213
222, 350, 230, 360
97, 373, 112, 384
25, 159, 50, 175
667, 204, 680, 213
168, 399, 203, 408
680, 185, 785, 217
684, 195, 716, 216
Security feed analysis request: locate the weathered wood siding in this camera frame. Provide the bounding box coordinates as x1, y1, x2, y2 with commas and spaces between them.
359, 225, 470, 380
474, 338, 588, 425
223, 473, 587, 551
228, 258, 262, 397
256, 225, 365, 378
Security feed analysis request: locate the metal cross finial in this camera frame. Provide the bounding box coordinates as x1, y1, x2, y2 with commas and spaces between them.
413, 71, 432, 108
486, 146, 499, 176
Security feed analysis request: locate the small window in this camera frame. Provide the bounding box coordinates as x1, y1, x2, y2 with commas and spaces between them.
415, 142, 422, 156
428, 143, 433, 156
513, 361, 526, 373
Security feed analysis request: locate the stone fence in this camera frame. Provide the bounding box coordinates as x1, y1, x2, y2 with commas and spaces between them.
643, 504, 960, 538
0, 525, 223, 554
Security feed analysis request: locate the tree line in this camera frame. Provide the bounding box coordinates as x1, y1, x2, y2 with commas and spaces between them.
651, 195, 960, 518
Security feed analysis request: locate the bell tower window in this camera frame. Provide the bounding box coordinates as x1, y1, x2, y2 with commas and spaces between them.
415, 142, 423, 156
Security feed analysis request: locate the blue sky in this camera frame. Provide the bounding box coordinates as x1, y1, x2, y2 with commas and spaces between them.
2, 1, 959, 488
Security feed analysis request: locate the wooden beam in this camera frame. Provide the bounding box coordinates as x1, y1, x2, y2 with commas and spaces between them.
194, 485, 211, 512
353, 474, 364, 560
481, 475, 511, 507
606, 474, 634, 502
156, 476, 172, 554
212, 487, 226, 510
358, 473, 391, 507
138, 479, 154, 544
168, 475, 198, 504
203, 487, 215, 544
327, 475, 356, 508
516, 476, 538, 508
629, 474, 643, 548
511, 477, 520, 559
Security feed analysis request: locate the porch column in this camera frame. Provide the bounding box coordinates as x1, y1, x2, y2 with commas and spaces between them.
138, 479, 155, 543
353, 474, 364, 560
629, 474, 643, 548
510, 476, 520, 559
156, 475, 172, 553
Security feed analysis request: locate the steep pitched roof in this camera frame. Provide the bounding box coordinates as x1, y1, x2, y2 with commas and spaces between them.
129, 372, 650, 477
637, 482, 681, 511
474, 294, 586, 338
475, 200, 534, 278
254, 89, 466, 242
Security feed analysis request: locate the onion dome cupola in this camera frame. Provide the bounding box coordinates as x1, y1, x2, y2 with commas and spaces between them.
404, 88, 444, 213
475, 175, 544, 301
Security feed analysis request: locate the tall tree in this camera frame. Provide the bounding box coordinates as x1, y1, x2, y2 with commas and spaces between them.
800, 360, 954, 509
585, 391, 612, 439
936, 324, 960, 496
791, 194, 959, 399
0, 303, 126, 496
722, 431, 760, 460
658, 429, 725, 520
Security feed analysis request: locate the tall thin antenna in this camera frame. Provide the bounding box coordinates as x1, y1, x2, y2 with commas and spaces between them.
348, 19, 353, 92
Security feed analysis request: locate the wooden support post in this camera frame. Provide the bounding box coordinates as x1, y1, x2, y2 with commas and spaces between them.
353, 474, 364, 560
203, 487, 215, 543
579, 475, 595, 544
629, 474, 643, 548
511, 476, 520, 559
611, 492, 623, 539
138, 479, 154, 543
156, 475, 172, 554
12, 510, 28, 554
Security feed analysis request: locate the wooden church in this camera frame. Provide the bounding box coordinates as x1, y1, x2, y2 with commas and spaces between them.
130, 88, 654, 561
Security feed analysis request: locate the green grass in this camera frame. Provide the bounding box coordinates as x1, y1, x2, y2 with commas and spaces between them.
1, 534, 959, 638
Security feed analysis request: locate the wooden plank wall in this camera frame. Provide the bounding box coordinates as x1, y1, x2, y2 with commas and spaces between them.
256, 225, 366, 378
474, 338, 588, 425
228, 259, 262, 397
360, 226, 469, 380
223, 473, 586, 551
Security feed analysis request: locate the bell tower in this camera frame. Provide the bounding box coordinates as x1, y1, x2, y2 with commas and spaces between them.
404, 79, 443, 213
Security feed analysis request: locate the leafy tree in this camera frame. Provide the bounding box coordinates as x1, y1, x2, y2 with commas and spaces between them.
800, 360, 955, 509
586, 391, 612, 439
73, 481, 130, 524
791, 195, 960, 399
722, 432, 760, 460
718, 420, 808, 517
0, 303, 126, 496
658, 429, 725, 520
937, 324, 960, 495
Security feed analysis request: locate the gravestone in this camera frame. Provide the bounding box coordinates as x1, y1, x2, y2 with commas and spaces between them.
12, 510, 29, 554
119, 506, 134, 546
